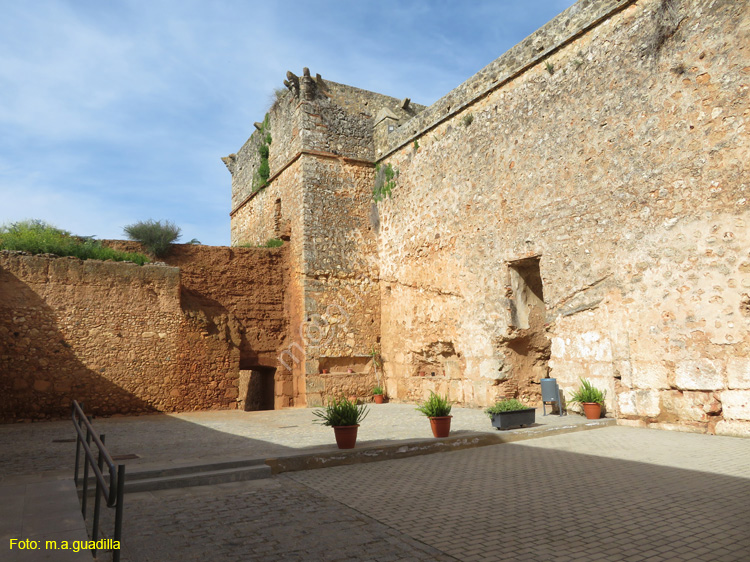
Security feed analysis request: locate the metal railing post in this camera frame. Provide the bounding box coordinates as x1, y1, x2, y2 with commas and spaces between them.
113, 464, 126, 562
92, 434, 105, 557
71, 401, 126, 562
81, 419, 92, 518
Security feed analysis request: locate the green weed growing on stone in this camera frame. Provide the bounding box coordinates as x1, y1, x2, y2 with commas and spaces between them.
263, 238, 283, 248
253, 113, 272, 193
462, 113, 474, 127
545, 61, 555, 75
269, 87, 287, 110
1, 219, 149, 265
372, 163, 398, 202
413, 139, 419, 151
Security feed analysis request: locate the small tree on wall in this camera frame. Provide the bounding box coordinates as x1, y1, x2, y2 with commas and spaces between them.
123, 219, 181, 257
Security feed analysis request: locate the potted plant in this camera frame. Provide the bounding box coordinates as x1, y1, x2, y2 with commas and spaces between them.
416, 391, 452, 438
484, 398, 535, 430
372, 385, 385, 404
568, 378, 605, 419
313, 397, 369, 449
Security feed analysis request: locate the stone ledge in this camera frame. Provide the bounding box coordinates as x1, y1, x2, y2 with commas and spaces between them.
265, 418, 615, 474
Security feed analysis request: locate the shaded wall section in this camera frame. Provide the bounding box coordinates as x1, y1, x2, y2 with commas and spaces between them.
0, 244, 290, 421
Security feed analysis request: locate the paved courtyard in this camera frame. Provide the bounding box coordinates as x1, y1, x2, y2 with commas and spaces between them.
112, 426, 748, 561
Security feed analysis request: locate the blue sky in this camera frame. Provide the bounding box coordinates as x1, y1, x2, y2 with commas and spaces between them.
0, 0, 574, 246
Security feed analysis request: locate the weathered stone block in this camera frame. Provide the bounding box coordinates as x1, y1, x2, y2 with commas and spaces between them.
727, 358, 750, 389
674, 359, 724, 391
714, 420, 750, 437
305, 375, 325, 393
478, 358, 503, 379
306, 393, 323, 408
617, 390, 637, 416
444, 358, 462, 379
659, 390, 721, 422
631, 362, 669, 390
647, 422, 707, 434
617, 418, 647, 428
720, 390, 750, 421
614, 360, 633, 388
618, 389, 660, 417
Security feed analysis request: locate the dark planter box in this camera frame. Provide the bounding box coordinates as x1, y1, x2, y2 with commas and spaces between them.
490, 408, 536, 430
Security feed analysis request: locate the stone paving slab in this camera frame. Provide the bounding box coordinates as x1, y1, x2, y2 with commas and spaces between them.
288, 426, 750, 562
1, 479, 91, 561
0, 404, 591, 478
109, 478, 457, 562
2, 414, 749, 561
70, 425, 750, 562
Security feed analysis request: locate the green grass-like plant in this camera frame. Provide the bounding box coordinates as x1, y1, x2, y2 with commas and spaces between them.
416, 391, 452, 417
373, 163, 398, 202
253, 113, 273, 193
313, 397, 369, 427
462, 113, 474, 127
264, 238, 283, 248
484, 398, 529, 417
123, 219, 181, 258
568, 378, 605, 404
372, 386, 384, 395
0, 220, 149, 265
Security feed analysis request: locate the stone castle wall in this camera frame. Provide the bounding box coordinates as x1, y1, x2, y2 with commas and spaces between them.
226, 74, 413, 405
374, 0, 750, 435
0, 244, 290, 421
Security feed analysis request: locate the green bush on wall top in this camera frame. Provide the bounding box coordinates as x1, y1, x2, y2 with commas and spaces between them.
0, 219, 149, 265
123, 219, 181, 258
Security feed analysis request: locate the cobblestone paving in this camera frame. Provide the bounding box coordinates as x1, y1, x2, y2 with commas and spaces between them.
289, 427, 750, 562
114, 479, 456, 562
8, 422, 749, 561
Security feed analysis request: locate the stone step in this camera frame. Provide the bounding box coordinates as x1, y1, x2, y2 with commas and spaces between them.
124, 463, 273, 493
78, 458, 273, 494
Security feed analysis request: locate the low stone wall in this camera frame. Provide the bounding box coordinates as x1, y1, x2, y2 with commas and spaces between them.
0, 243, 291, 421
0, 252, 236, 421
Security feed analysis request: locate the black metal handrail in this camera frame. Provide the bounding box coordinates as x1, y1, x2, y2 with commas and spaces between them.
72, 401, 125, 562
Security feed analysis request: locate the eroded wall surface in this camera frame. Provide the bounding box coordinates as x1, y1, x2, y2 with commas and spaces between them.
226, 74, 411, 405
0, 244, 289, 421
375, 0, 750, 435
0, 253, 233, 420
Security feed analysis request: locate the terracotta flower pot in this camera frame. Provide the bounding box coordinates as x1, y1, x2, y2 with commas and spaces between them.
582, 402, 602, 419
373, 394, 384, 404
429, 416, 452, 438
332, 425, 359, 449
